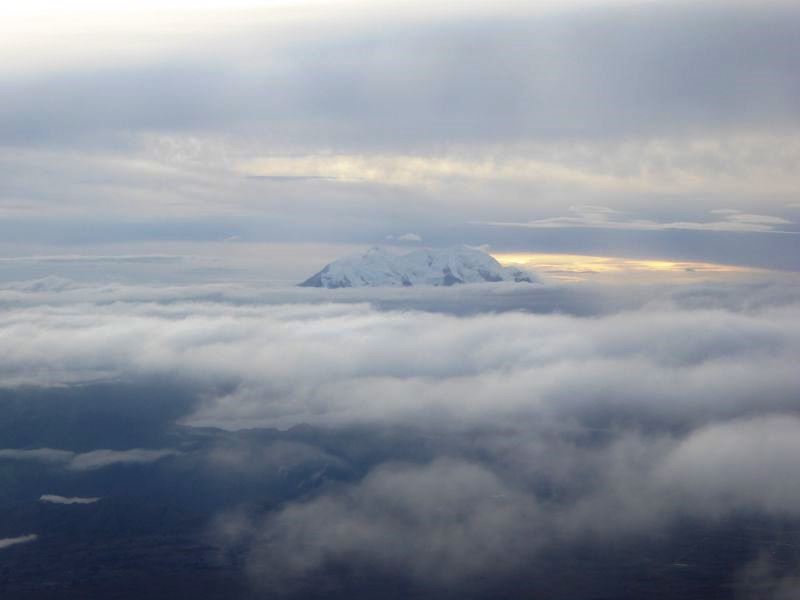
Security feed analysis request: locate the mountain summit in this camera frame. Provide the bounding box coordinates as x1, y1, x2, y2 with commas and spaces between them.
299, 246, 537, 288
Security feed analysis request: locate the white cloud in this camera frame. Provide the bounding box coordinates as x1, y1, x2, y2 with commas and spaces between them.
1, 279, 800, 589
0, 534, 37, 550
0, 281, 799, 432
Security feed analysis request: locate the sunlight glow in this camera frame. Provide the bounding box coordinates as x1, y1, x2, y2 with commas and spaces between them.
493, 252, 761, 283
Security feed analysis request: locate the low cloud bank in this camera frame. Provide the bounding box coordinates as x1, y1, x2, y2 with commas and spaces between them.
4, 284, 797, 431
2, 278, 800, 591
223, 416, 800, 590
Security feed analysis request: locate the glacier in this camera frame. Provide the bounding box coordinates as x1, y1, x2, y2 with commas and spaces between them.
299, 246, 537, 288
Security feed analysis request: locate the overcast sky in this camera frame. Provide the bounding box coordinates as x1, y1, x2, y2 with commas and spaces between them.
1, 0, 799, 280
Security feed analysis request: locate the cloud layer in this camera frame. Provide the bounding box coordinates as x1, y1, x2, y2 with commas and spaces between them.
4, 281, 799, 430
223, 416, 800, 590
3, 277, 800, 592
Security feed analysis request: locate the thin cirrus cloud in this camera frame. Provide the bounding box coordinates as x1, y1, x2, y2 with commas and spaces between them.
0, 255, 185, 264
484, 205, 796, 234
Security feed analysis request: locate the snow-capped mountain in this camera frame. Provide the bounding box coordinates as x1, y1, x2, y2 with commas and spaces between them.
299, 246, 537, 288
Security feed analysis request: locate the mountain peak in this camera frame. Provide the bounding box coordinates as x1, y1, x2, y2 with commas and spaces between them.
299, 246, 537, 288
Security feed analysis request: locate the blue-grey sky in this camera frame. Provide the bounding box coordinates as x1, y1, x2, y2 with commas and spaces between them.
1, 0, 799, 280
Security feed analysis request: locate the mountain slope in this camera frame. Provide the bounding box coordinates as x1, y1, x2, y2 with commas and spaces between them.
299, 246, 536, 288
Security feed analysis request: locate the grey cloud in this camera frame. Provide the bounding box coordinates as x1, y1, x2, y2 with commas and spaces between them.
0, 254, 185, 264
3, 2, 799, 148
207, 440, 345, 476
655, 416, 800, 518
67, 449, 179, 471
4, 276, 82, 293
552, 416, 800, 540
485, 205, 796, 233
386, 233, 423, 242
179, 305, 800, 431
233, 415, 800, 588
0, 448, 75, 464
1, 3, 799, 271
736, 554, 800, 600
39, 494, 101, 505
245, 175, 339, 182
0, 447, 178, 471
243, 460, 543, 588
0, 62, 231, 146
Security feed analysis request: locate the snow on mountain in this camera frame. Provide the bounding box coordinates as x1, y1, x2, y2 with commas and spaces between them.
299, 246, 537, 288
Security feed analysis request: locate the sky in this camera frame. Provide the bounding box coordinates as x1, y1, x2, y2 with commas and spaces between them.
3, 4, 800, 597
1, 0, 799, 282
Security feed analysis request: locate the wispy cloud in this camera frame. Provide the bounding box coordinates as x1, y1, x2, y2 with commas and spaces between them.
67, 449, 180, 471
485, 205, 795, 234
0, 255, 185, 264
386, 233, 423, 242
0, 448, 75, 463
0, 534, 37, 550
39, 494, 101, 505
0, 447, 179, 471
